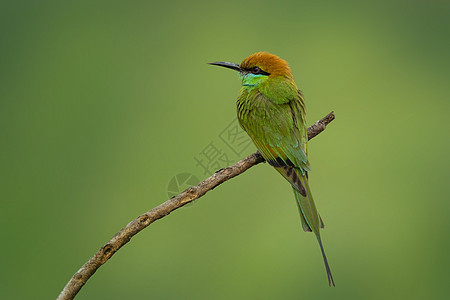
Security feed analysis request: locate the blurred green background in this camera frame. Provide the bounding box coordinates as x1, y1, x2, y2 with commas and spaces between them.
1, 0, 449, 299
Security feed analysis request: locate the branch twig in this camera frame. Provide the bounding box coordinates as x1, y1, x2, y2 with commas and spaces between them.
57, 111, 335, 300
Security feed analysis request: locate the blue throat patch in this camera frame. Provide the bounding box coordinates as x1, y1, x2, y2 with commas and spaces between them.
239, 73, 266, 88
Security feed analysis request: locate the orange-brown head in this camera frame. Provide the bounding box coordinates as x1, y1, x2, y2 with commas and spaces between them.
209, 52, 297, 94
209, 51, 293, 78
239, 52, 293, 78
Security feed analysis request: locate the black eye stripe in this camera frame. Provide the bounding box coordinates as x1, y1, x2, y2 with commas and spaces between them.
243, 66, 270, 76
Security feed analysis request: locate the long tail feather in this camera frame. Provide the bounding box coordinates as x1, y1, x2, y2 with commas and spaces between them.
278, 166, 335, 286
317, 235, 335, 287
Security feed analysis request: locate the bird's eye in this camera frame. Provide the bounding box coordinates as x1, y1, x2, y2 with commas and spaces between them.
252, 66, 261, 74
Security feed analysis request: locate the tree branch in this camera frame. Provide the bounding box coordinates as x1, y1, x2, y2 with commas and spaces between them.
57, 111, 335, 300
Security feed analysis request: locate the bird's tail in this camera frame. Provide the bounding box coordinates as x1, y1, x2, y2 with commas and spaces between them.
274, 165, 335, 285
291, 172, 335, 287
316, 234, 335, 287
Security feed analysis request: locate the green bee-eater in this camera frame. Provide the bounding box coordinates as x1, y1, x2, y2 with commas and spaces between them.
209, 52, 335, 286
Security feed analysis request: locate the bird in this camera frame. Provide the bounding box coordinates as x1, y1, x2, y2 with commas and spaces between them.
208, 52, 335, 286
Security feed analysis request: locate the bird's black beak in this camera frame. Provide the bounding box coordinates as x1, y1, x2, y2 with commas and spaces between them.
208, 61, 242, 72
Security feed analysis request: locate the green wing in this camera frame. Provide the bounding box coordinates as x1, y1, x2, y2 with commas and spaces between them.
237, 89, 322, 231
237, 90, 310, 174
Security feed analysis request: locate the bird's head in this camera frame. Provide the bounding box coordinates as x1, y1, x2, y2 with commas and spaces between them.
209, 52, 294, 89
